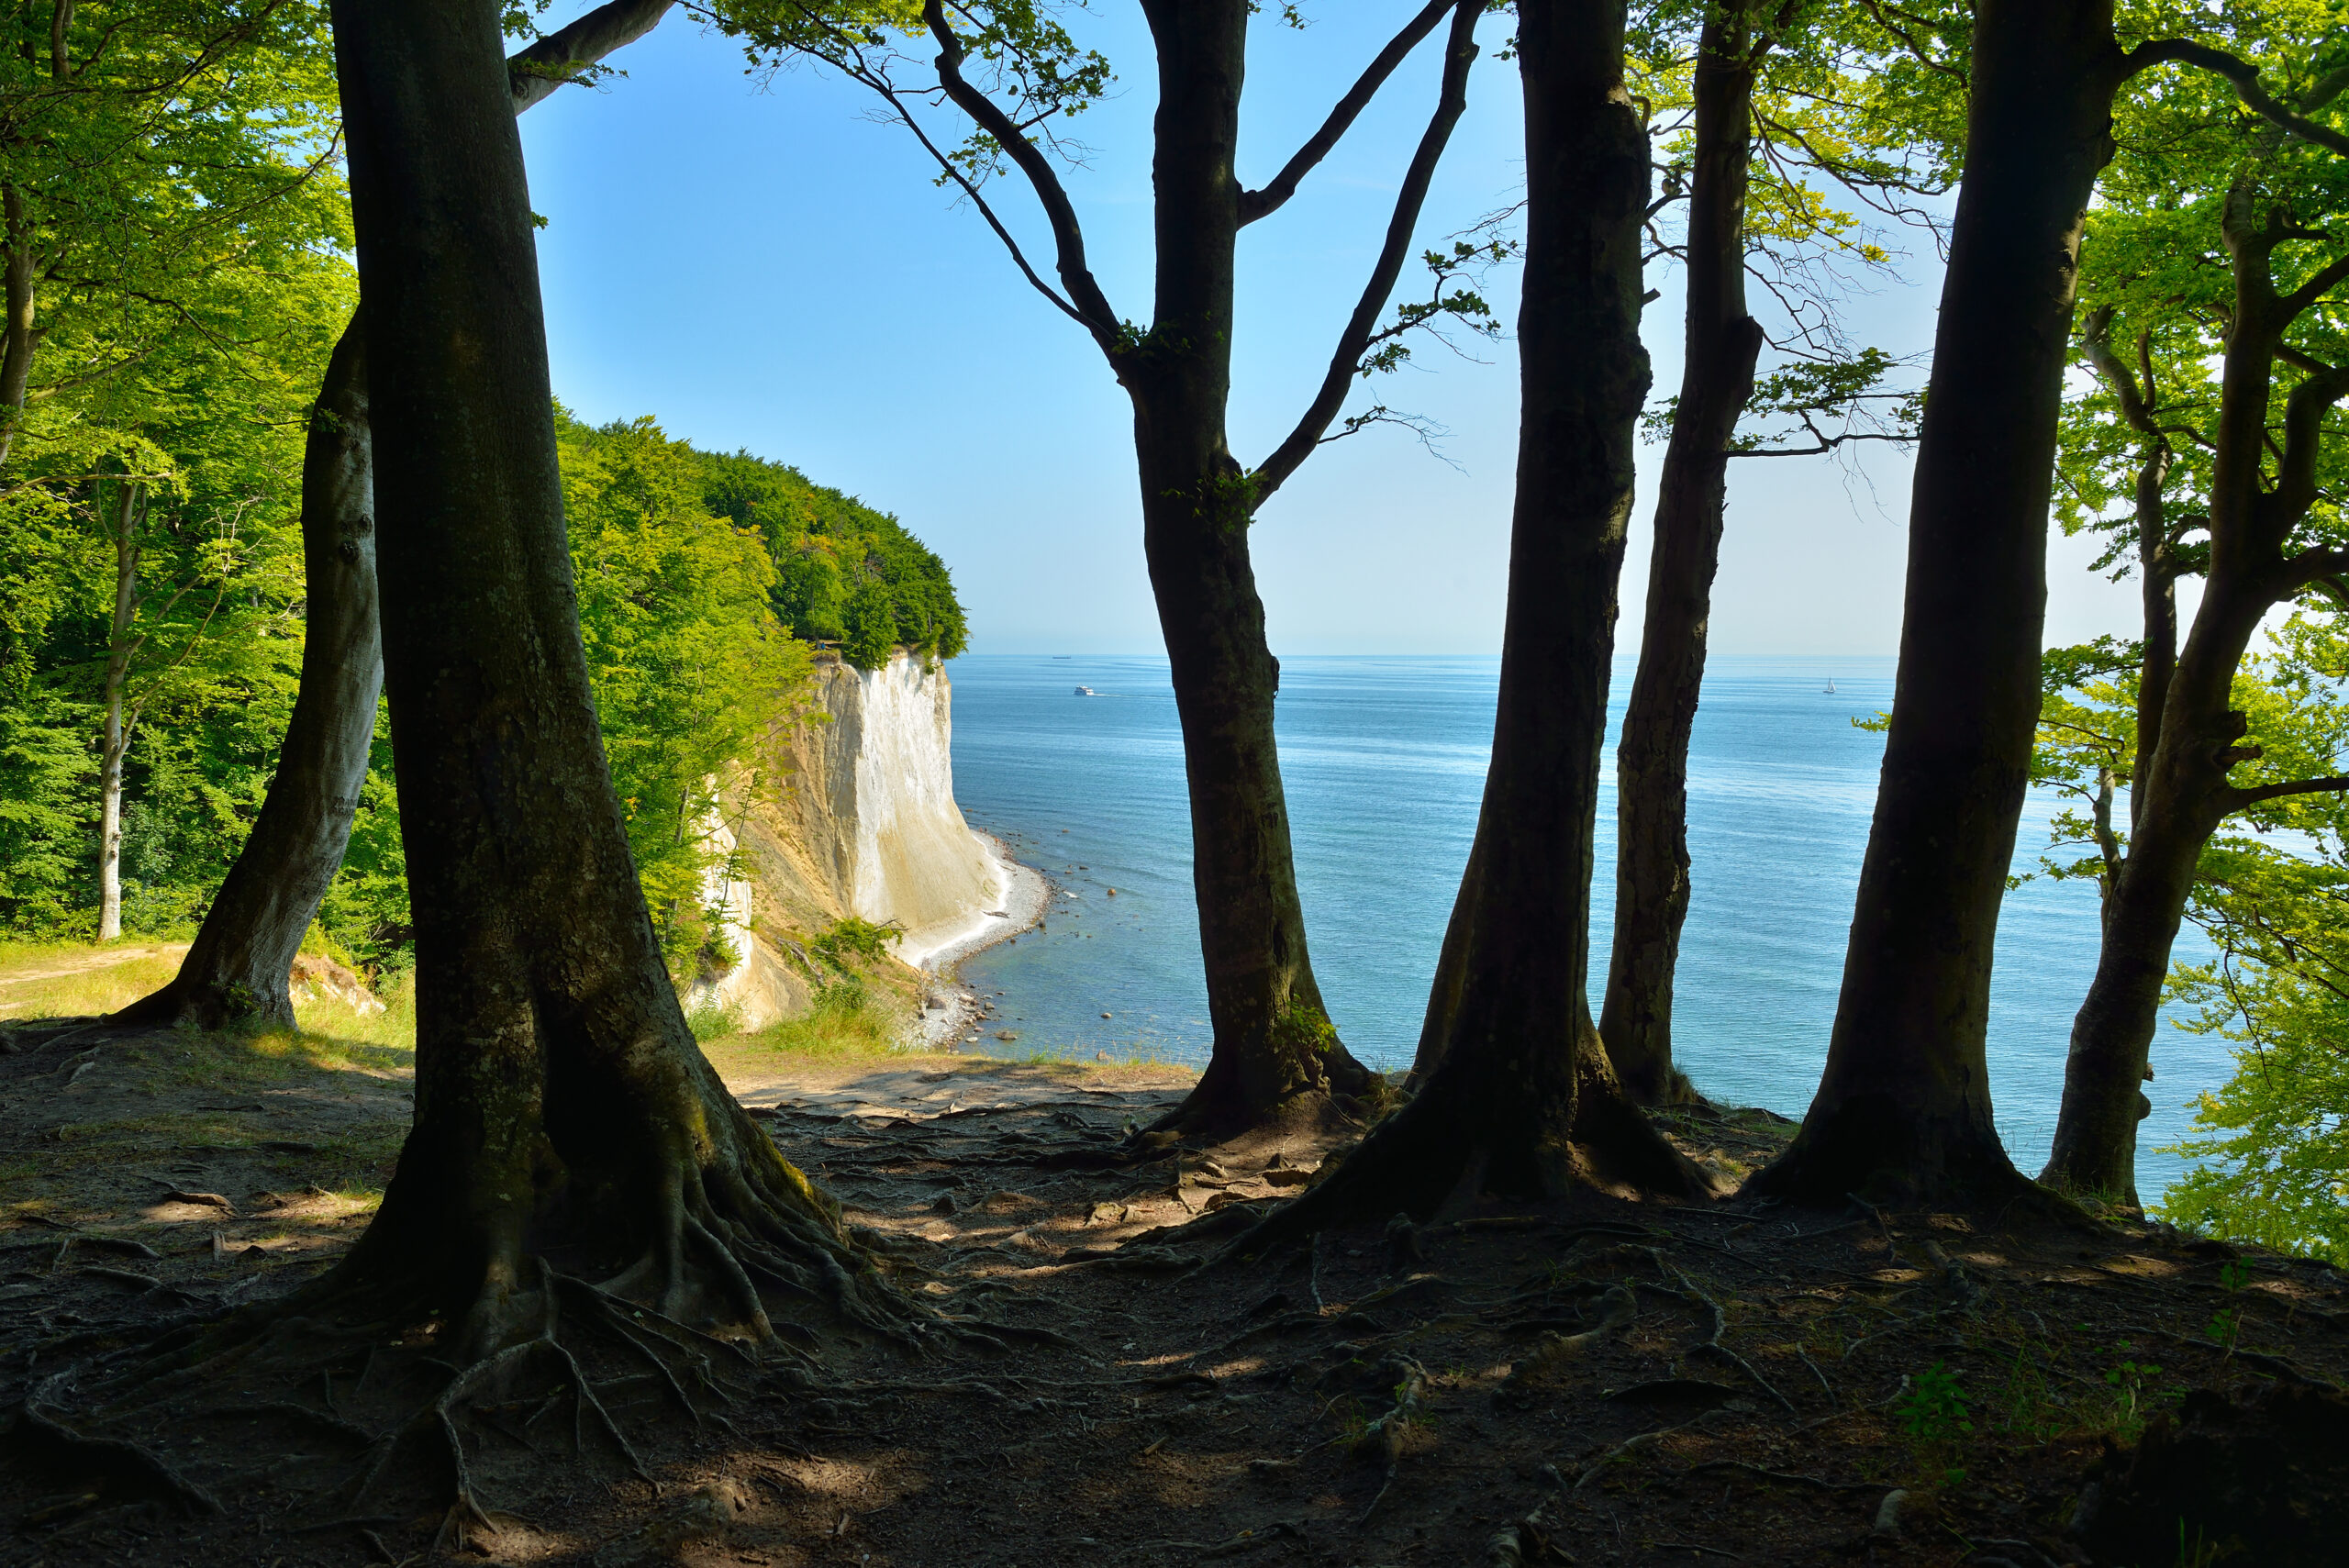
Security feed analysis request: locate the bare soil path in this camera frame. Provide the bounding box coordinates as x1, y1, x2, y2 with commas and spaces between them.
4, 1012, 2347, 1566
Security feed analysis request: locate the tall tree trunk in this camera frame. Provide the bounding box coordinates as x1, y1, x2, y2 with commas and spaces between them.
1748, 0, 2131, 1203
2132, 464, 2177, 818
108, 0, 674, 1031
2041, 197, 2349, 1201
1597, 0, 1765, 1106
108, 331, 376, 1026
95, 483, 140, 943
320, 0, 885, 1357
1240, 0, 1708, 1239
0, 184, 37, 473
1133, 0, 1380, 1135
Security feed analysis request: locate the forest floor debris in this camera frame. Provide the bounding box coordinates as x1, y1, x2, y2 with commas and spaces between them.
4, 1012, 2347, 1565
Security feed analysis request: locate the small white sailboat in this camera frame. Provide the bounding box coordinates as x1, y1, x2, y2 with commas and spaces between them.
1823, 675, 1838, 694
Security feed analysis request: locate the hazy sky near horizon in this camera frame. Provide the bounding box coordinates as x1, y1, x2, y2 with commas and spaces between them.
518, 4, 2146, 658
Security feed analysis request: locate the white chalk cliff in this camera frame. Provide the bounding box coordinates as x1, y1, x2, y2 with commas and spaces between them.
686, 651, 1013, 1029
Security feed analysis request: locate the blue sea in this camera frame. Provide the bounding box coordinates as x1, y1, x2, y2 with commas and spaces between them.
944, 654, 2230, 1202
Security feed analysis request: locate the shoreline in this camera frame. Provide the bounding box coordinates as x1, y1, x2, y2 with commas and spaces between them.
894, 829, 1050, 1048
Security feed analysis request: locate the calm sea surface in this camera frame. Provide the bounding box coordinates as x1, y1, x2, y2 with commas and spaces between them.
944, 653, 2228, 1201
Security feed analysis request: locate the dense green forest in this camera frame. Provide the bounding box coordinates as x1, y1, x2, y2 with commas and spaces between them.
2, 387, 963, 969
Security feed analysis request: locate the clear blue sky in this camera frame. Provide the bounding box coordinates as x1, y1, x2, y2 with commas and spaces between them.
518, 3, 2142, 657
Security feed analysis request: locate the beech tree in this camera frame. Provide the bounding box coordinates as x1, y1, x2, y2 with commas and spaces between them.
309, 0, 886, 1362
111, 0, 679, 1029
1238, 0, 1712, 1240
720, 0, 1490, 1133
1750, 0, 2344, 1202
2037, 40, 2347, 1202
1599, 0, 1932, 1104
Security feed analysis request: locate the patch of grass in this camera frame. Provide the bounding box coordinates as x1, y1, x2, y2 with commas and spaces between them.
685, 999, 748, 1041
294, 969, 417, 1051
0, 948, 184, 1020
736, 977, 912, 1060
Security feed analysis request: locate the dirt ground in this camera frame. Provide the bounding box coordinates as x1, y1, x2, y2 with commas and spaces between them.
5, 1011, 2349, 1567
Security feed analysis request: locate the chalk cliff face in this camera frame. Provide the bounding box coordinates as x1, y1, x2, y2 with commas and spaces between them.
687, 651, 1005, 1029
793, 651, 997, 938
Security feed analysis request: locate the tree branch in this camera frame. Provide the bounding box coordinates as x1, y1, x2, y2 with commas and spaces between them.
2080, 305, 2159, 435
923, 0, 1120, 343
2281, 248, 2349, 322
1249, 0, 1480, 504
2127, 39, 2349, 159
2271, 361, 2349, 522
1239, 0, 1457, 227
2230, 774, 2349, 807
508, 0, 676, 114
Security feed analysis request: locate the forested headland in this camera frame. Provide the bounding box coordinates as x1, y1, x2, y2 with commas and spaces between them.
4, 358, 964, 974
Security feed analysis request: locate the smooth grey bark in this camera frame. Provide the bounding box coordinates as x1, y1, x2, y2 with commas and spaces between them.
95, 483, 140, 943
1596, 0, 1766, 1106
111, 0, 674, 1029
1247, 0, 1708, 1240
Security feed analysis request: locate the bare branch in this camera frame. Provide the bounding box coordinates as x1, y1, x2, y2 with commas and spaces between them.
2080, 305, 2160, 435
1240, 0, 1457, 227
2272, 361, 2349, 522
2127, 39, 2349, 159
2229, 774, 2349, 807
923, 0, 1120, 343
508, 0, 676, 114
2280, 248, 2349, 322
1250, 0, 1481, 503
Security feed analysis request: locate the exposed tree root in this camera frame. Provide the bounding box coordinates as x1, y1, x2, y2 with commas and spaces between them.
1630, 1251, 1798, 1417
1353, 1355, 1426, 1523
18, 1372, 223, 1515
1219, 1059, 1712, 1262
1511, 1285, 1637, 1383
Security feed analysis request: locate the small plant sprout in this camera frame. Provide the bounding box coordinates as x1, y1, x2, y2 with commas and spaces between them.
1895, 1361, 1975, 1485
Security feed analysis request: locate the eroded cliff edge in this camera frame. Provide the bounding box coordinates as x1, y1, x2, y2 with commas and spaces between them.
686, 650, 1031, 1030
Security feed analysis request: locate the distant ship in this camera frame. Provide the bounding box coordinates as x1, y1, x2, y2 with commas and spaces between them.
1052, 655, 1072, 660
1824, 676, 1838, 694
1074, 685, 1096, 696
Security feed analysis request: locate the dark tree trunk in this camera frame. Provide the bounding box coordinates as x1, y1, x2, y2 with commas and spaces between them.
2042, 196, 2349, 1201
108, 331, 376, 1026
1596, 0, 1765, 1106
110, 0, 673, 1031
1131, 0, 1380, 1135
321, 0, 879, 1357
0, 184, 34, 473
1748, 0, 2131, 1204
1242, 0, 1709, 1236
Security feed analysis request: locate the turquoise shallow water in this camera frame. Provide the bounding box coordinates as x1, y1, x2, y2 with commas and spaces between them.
945, 653, 2229, 1202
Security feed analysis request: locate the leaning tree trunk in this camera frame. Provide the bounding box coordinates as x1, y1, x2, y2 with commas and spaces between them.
1746, 0, 2132, 1204
1597, 0, 1764, 1106
107, 331, 376, 1027
1133, 0, 1380, 1137
321, 0, 885, 1358
2041, 207, 2349, 1200
1241, 0, 1709, 1240
108, 0, 674, 1031
2043, 575, 2275, 1202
